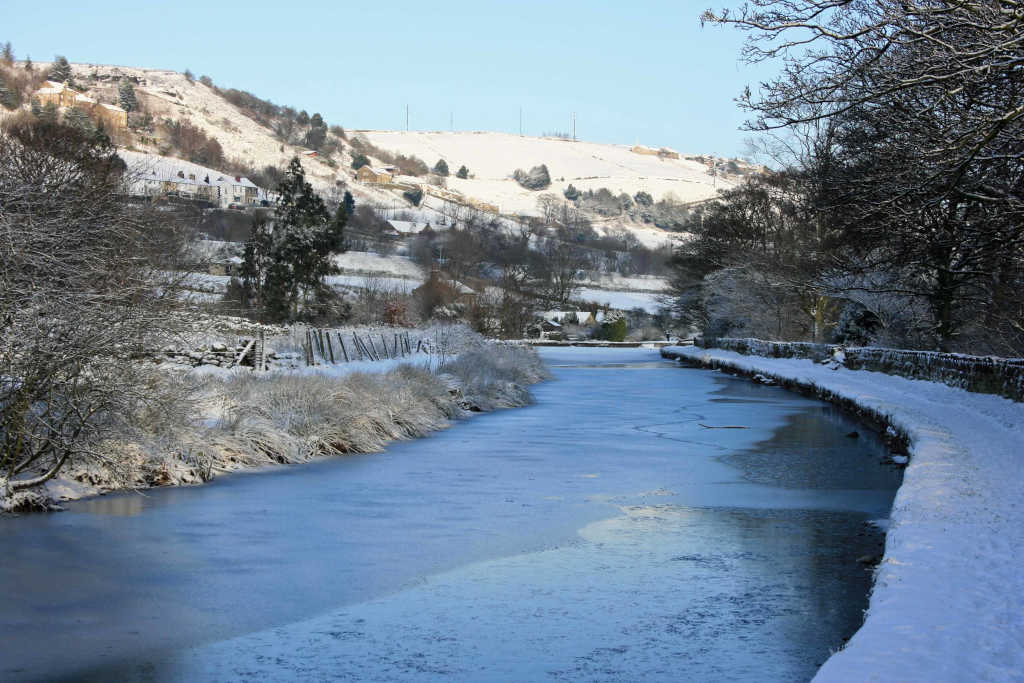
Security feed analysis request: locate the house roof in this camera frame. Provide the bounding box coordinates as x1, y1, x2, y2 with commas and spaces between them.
386, 219, 429, 235
359, 165, 391, 176
120, 150, 261, 192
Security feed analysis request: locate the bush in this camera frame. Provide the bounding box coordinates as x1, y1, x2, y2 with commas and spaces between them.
433, 159, 449, 176
513, 164, 551, 190
596, 317, 627, 342
456, 165, 469, 179
351, 153, 370, 170
403, 187, 423, 206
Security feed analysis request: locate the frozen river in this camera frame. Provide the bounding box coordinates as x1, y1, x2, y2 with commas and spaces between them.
0, 348, 901, 681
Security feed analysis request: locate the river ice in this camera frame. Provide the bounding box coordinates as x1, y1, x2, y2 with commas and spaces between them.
0, 348, 900, 681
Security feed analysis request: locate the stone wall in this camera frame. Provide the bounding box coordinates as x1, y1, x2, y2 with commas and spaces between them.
696, 337, 1024, 402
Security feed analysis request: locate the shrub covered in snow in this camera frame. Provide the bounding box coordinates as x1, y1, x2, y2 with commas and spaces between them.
513, 164, 551, 190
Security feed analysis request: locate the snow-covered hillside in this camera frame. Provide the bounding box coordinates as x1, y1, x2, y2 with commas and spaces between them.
42, 63, 730, 250
359, 130, 737, 216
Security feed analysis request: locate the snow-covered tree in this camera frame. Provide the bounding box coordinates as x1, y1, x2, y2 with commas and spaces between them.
118, 80, 137, 112
48, 55, 72, 84
240, 158, 346, 321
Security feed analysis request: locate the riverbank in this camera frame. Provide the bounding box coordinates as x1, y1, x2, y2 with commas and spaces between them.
662, 345, 1024, 681
2, 341, 548, 513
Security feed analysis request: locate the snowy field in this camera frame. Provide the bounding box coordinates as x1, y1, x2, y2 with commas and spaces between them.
359, 130, 736, 217
663, 345, 1024, 682
577, 287, 662, 313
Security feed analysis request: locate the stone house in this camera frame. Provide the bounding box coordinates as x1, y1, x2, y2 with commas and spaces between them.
356, 165, 393, 184
32, 81, 127, 129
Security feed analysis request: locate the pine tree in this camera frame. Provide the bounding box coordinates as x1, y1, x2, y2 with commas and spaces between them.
241, 158, 345, 321
296, 110, 310, 127
48, 55, 72, 84
64, 107, 94, 133
38, 102, 59, 124
456, 165, 469, 179
433, 159, 449, 176
310, 112, 324, 128
343, 190, 355, 217
118, 80, 137, 112
351, 153, 370, 170
1, 42, 13, 66
24, 56, 33, 72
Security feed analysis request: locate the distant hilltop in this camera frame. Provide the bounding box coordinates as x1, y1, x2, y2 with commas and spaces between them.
1, 59, 760, 245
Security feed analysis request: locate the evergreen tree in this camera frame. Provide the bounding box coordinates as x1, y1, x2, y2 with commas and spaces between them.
118, 80, 137, 112
24, 56, 33, 72
296, 110, 310, 126
343, 190, 355, 216
38, 102, 59, 124
241, 158, 346, 321
310, 112, 324, 128
48, 55, 72, 84
2, 42, 13, 66
433, 159, 449, 176
456, 165, 469, 179
64, 107, 94, 133
351, 153, 370, 170
303, 124, 326, 150
563, 183, 581, 201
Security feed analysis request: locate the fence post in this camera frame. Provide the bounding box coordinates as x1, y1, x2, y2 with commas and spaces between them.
337, 333, 350, 363
326, 332, 336, 364
304, 329, 313, 366
368, 335, 381, 360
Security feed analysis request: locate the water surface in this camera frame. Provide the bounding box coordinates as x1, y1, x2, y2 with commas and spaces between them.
0, 348, 901, 681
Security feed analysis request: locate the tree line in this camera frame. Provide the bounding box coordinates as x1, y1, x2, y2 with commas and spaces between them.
666, 2, 1024, 355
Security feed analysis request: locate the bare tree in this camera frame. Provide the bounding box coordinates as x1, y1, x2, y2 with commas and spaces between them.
1, 119, 189, 499
705, 1, 1024, 352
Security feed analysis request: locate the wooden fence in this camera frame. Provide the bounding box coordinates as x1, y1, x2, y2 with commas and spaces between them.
301, 329, 418, 367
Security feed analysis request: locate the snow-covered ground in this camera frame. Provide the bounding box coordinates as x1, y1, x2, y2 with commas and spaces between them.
358, 130, 736, 215
662, 345, 1024, 682
331, 251, 424, 279
577, 287, 662, 313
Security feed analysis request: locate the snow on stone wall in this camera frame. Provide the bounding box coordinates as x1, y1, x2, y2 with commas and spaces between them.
697, 337, 1024, 402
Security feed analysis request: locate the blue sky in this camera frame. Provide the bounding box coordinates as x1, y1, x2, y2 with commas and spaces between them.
4, 1, 772, 157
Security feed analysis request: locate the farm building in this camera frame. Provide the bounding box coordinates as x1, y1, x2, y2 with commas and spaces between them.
356, 166, 393, 184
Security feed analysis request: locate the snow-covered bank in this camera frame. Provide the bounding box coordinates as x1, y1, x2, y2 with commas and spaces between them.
661, 345, 1024, 681
4, 344, 547, 513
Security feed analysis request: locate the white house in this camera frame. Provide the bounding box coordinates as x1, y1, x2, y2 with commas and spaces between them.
119, 150, 263, 208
